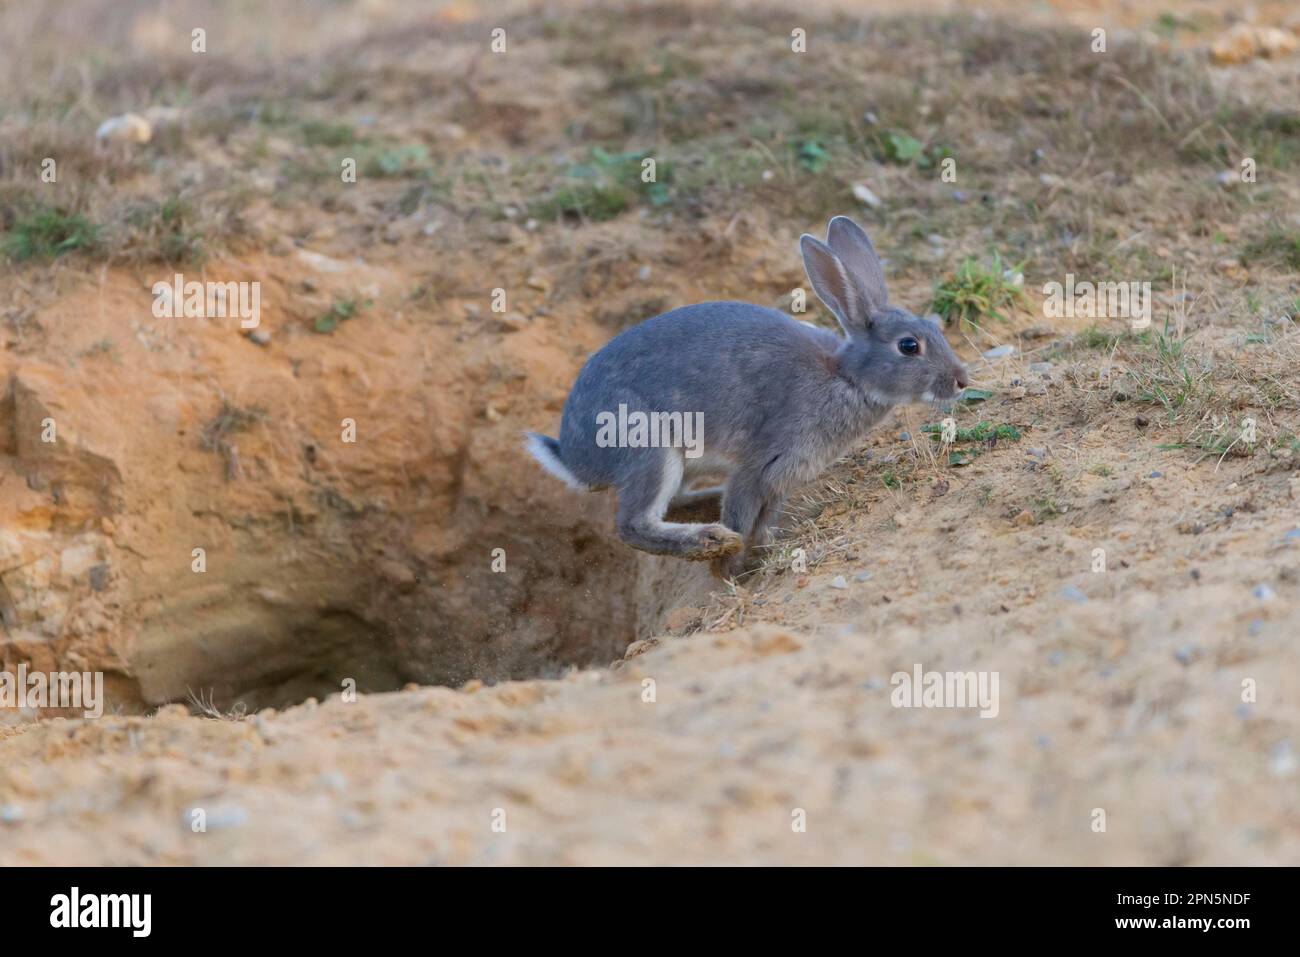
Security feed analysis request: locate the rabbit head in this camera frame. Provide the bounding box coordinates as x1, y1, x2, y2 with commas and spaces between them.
801, 216, 969, 405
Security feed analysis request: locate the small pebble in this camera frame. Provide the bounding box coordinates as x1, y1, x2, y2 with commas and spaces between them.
1270, 740, 1297, 778
852, 183, 883, 209
1027, 361, 1054, 374
853, 570, 873, 583
1173, 644, 1199, 665
339, 810, 368, 830
1149, 471, 1163, 478
830, 575, 849, 590
317, 772, 348, 793
983, 345, 1016, 359
0, 805, 23, 824
898, 431, 910, 441
1058, 585, 1088, 603
95, 112, 152, 144
1253, 584, 1277, 601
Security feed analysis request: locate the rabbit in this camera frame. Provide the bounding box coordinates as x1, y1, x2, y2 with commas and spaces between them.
525, 215, 969, 579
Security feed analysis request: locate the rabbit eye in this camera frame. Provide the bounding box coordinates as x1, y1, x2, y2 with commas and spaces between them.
898, 337, 921, 356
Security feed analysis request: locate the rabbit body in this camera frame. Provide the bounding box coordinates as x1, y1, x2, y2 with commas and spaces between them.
557, 302, 887, 490
526, 216, 969, 578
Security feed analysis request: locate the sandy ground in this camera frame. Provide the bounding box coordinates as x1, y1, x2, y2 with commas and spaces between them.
1, 0, 1299, 864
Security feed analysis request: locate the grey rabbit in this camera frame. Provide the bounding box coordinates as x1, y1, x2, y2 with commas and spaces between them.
526, 215, 969, 579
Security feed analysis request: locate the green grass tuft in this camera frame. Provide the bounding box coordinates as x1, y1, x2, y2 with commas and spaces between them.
1242, 224, 1300, 272
2, 206, 100, 261
530, 147, 672, 222
301, 121, 357, 147
930, 253, 1027, 327
1124, 324, 1206, 422
314, 298, 365, 334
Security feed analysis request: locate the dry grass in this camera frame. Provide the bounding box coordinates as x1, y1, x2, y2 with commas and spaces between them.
1, 3, 1295, 294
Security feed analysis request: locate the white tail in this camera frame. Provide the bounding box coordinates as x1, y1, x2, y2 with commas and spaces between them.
524, 433, 588, 491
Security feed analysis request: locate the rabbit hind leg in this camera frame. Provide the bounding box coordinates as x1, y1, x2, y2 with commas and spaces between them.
615, 450, 741, 560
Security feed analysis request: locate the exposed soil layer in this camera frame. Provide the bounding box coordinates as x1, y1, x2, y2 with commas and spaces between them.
0, 251, 655, 709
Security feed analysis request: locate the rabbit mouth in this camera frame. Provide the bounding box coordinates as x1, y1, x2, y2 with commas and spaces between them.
919, 387, 963, 412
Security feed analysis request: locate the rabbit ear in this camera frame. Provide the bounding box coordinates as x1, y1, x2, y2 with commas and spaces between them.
826, 216, 888, 317
800, 234, 869, 335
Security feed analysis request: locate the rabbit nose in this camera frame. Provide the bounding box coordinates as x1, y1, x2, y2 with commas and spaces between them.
954, 368, 970, 390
